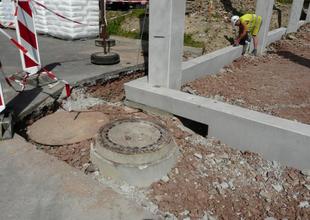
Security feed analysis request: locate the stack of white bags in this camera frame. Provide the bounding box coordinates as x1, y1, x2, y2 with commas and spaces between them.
0, 0, 99, 40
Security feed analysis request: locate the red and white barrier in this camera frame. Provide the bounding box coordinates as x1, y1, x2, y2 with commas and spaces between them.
15, 0, 41, 75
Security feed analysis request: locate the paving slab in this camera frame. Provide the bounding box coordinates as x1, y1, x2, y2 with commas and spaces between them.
0, 135, 156, 220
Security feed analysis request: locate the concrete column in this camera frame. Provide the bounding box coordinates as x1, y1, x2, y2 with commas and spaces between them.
287, 0, 304, 33
255, 0, 274, 55
148, 0, 186, 90
306, 3, 310, 22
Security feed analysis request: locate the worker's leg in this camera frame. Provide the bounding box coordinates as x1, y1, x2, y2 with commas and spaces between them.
251, 16, 262, 56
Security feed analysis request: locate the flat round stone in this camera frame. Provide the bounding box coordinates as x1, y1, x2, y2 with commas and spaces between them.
28, 111, 109, 145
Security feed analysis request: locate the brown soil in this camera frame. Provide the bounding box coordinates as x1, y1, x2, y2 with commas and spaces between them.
184, 24, 310, 124
87, 71, 145, 102
28, 68, 310, 219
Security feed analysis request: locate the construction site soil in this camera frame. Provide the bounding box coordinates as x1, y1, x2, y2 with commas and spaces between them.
22, 62, 310, 219
184, 24, 310, 125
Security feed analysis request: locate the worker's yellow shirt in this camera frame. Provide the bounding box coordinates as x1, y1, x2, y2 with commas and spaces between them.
240, 14, 262, 36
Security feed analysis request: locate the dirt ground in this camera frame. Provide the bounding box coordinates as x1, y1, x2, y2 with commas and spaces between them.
114, 0, 291, 53
184, 24, 310, 124
22, 65, 310, 219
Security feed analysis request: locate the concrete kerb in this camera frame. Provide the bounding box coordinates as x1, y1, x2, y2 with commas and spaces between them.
124, 79, 310, 170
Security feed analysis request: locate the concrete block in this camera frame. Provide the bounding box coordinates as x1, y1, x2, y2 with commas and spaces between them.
0, 112, 13, 140
181, 46, 243, 84
307, 3, 310, 22
266, 27, 287, 45
287, 0, 305, 33
125, 80, 310, 170
255, 0, 275, 54
148, 0, 186, 90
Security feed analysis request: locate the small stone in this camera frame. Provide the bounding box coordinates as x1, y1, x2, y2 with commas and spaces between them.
298, 201, 310, 208
287, 34, 297, 40
180, 210, 190, 216
161, 175, 170, 183
303, 184, 310, 191
260, 191, 272, 202
194, 153, 203, 160
272, 184, 283, 193
175, 168, 179, 175
272, 160, 280, 168
203, 213, 217, 220
301, 169, 310, 177
228, 180, 235, 190
264, 217, 277, 220
84, 163, 96, 174
220, 182, 229, 189
206, 153, 215, 158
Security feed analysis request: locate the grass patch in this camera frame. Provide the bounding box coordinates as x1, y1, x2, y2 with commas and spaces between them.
107, 9, 146, 39
184, 34, 204, 48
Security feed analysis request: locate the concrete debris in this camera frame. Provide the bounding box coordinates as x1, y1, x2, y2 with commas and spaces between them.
202, 213, 217, 220
161, 175, 170, 183
264, 217, 277, 220
180, 210, 190, 216
298, 201, 310, 208
301, 169, 310, 177
303, 184, 310, 191
194, 153, 203, 160
272, 184, 283, 193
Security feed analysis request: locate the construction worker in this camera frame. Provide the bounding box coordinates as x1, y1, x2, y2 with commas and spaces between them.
231, 14, 262, 56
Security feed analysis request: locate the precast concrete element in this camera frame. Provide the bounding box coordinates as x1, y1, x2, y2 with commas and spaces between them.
181, 27, 288, 84
148, 0, 186, 90
0, 112, 13, 140
287, 0, 305, 33
27, 111, 109, 145
181, 46, 243, 84
125, 79, 310, 170
91, 118, 179, 187
307, 3, 310, 22
255, 0, 275, 55
266, 28, 287, 45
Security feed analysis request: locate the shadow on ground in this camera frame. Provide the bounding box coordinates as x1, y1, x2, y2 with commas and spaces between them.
275, 51, 310, 68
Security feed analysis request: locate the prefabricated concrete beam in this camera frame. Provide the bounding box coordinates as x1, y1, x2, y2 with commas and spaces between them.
255, 0, 275, 55
266, 27, 287, 45
181, 46, 243, 84
125, 79, 310, 170
148, 0, 186, 90
287, 0, 304, 33
307, 3, 310, 22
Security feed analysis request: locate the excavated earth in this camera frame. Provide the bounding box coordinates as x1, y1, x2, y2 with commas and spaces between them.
184, 24, 310, 125
23, 64, 310, 219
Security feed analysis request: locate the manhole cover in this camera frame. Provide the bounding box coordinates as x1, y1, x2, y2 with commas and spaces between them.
98, 118, 171, 155
27, 111, 109, 145
91, 118, 179, 187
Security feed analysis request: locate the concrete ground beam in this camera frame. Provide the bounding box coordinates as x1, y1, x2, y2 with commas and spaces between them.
287, 0, 305, 33
148, 0, 186, 90
255, 0, 275, 54
125, 79, 310, 170
307, 3, 310, 22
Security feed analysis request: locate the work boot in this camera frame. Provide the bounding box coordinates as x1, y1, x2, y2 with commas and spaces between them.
252, 49, 258, 56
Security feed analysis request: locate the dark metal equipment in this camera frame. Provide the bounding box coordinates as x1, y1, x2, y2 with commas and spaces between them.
91, 0, 120, 65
